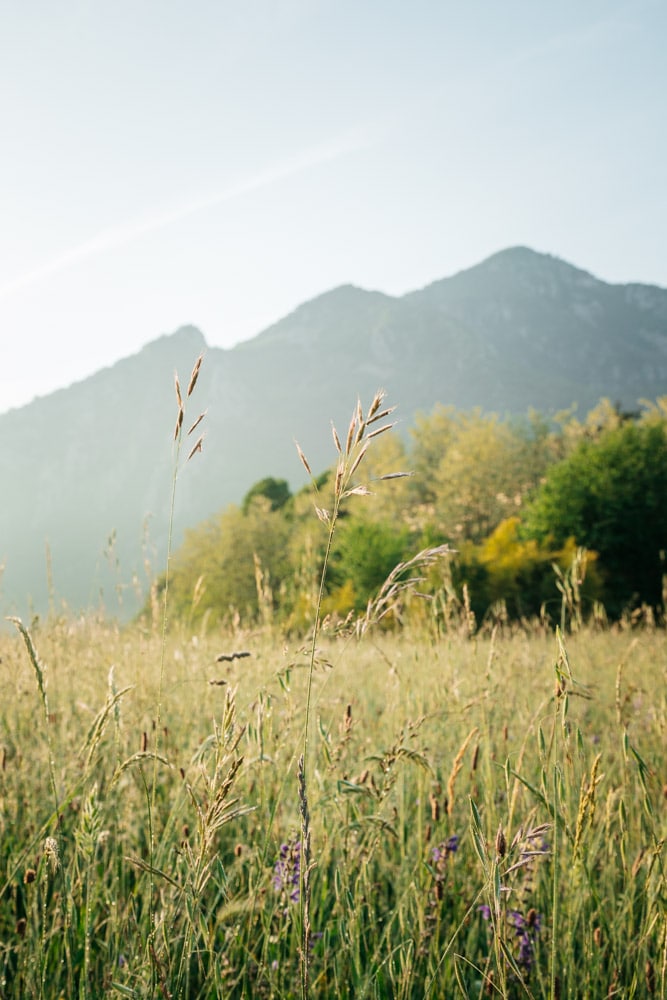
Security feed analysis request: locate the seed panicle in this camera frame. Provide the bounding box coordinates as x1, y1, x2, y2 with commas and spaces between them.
187, 353, 203, 397
295, 440, 312, 476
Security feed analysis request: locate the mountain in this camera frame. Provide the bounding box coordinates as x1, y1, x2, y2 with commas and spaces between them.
2, 247, 666, 620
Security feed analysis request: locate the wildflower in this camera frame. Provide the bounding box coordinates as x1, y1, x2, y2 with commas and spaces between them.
418, 834, 459, 957
479, 905, 542, 976
508, 909, 542, 934
508, 908, 542, 975
309, 931, 323, 952
517, 930, 535, 972
273, 838, 301, 906
431, 834, 459, 865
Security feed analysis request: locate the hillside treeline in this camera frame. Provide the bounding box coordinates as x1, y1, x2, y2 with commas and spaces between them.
157, 397, 667, 632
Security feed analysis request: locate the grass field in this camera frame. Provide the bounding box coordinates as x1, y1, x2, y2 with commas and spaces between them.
2, 375, 665, 997
1, 613, 664, 998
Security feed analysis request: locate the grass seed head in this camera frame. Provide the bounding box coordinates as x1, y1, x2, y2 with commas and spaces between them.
367, 388, 386, 420
367, 404, 395, 426
44, 836, 60, 874
187, 353, 203, 397
295, 440, 312, 476
188, 410, 207, 436
187, 435, 204, 461
345, 410, 357, 455
367, 421, 396, 440
348, 440, 369, 479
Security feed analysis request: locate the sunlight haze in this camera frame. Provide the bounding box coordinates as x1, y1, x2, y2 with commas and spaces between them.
1, 0, 665, 412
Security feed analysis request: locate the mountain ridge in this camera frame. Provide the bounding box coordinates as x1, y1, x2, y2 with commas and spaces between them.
2, 246, 666, 620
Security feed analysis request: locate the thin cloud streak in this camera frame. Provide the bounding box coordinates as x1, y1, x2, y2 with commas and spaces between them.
0, 133, 369, 301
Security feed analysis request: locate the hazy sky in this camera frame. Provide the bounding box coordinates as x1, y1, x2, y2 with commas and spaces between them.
1, 0, 665, 413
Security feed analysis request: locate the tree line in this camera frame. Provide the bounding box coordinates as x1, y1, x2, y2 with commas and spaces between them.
155, 397, 667, 631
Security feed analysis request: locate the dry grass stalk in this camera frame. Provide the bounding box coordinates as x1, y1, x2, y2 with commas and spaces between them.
345, 410, 357, 455
368, 405, 394, 425
446, 726, 479, 815
495, 823, 507, 859
573, 752, 603, 857
187, 410, 207, 436
187, 435, 204, 461
357, 544, 452, 635
298, 753, 313, 998
187, 353, 203, 397
347, 440, 369, 482
366, 421, 396, 441
294, 440, 312, 475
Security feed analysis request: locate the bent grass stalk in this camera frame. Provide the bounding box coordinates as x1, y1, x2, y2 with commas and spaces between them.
7, 617, 60, 825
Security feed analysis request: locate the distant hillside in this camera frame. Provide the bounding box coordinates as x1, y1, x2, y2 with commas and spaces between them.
2, 247, 666, 620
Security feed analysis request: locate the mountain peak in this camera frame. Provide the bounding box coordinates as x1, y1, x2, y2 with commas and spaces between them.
140, 325, 207, 356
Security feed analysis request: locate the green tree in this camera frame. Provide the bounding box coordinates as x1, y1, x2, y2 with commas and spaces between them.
241, 476, 292, 514
332, 518, 414, 611
167, 499, 292, 626
522, 419, 667, 616
407, 407, 558, 544
430, 410, 540, 543
409, 405, 457, 507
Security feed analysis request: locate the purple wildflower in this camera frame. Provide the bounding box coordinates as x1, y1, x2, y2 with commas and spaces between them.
273, 838, 301, 905
517, 931, 535, 972
479, 905, 542, 976
309, 931, 323, 952
509, 908, 542, 974
431, 834, 459, 864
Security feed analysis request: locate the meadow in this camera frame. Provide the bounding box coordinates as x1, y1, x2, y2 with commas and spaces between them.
1, 371, 665, 998
0, 611, 665, 998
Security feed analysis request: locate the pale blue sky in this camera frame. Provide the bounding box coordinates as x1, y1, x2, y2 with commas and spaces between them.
1, 0, 665, 412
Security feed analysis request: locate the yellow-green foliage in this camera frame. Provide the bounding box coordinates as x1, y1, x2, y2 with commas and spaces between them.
450, 518, 603, 624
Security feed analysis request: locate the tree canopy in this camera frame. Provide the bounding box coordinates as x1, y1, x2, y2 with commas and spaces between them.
153, 397, 667, 632
522, 418, 667, 616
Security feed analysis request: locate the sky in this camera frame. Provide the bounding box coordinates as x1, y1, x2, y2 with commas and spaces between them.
1, 0, 665, 413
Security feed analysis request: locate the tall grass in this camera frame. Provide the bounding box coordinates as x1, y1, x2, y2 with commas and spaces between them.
1, 374, 665, 997
1, 611, 666, 996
